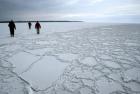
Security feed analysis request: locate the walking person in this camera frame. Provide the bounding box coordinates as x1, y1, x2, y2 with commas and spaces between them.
28, 21, 32, 29
8, 20, 16, 37
35, 21, 41, 34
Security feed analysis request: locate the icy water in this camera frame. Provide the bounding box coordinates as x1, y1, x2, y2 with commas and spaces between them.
0, 22, 140, 94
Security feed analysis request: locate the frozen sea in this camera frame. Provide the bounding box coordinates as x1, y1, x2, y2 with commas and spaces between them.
0, 22, 140, 94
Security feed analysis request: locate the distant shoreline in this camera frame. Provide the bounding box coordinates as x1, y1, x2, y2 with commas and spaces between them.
0, 21, 83, 23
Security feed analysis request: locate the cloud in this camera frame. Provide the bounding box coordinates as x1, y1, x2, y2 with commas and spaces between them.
65, 0, 79, 5
101, 3, 140, 16
0, 0, 140, 23
90, 0, 103, 4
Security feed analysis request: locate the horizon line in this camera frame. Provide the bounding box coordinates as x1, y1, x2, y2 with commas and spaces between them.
0, 20, 83, 23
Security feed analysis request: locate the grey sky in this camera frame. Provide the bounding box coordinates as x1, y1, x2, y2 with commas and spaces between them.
0, 0, 140, 22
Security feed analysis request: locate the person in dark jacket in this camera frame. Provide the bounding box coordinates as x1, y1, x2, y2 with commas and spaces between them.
28, 21, 32, 29
8, 20, 16, 37
35, 21, 41, 34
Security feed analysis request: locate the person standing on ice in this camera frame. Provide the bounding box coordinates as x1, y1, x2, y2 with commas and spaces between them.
8, 20, 16, 37
35, 21, 41, 34
28, 21, 32, 29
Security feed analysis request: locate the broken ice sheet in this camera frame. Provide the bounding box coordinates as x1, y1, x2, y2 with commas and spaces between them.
0, 23, 140, 94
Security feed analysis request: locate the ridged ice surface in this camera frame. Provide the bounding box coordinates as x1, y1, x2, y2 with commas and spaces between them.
0, 23, 140, 94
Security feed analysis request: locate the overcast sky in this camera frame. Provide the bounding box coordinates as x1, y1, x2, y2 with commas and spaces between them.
0, 0, 140, 22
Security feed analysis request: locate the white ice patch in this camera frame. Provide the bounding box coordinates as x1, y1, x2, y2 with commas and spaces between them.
26, 48, 52, 56
82, 79, 95, 87
36, 41, 49, 45
125, 82, 140, 92
80, 87, 93, 94
71, 68, 94, 79
97, 78, 123, 94
57, 53, 78, 62
20, 56, 68, 90
81, 57, 98, 66
103, 61, 120, 68
135, 55, 140, 62
8, 52, 39, 74
99, 54, 112, 60
123, 68, 140, 81
125, 42, 140, 46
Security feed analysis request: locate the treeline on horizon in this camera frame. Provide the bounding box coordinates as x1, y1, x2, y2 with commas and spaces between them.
0, 20, 83, 23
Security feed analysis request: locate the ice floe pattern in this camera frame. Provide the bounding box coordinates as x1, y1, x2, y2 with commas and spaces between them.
0, 24, 140, 94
